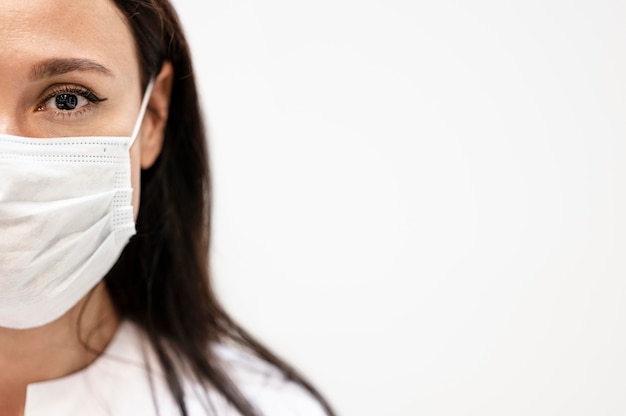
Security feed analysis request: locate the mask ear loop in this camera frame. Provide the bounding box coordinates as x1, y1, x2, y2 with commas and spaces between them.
128, 77, 156, 148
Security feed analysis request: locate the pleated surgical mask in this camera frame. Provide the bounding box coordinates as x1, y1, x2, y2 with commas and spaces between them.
0, 79, 154, 329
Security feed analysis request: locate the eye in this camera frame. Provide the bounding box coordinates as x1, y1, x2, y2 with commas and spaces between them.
46, 93, 89, 111
36, 85, 107, 115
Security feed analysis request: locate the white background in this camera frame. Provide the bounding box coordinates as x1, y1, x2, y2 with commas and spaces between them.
170, 1, 626, 415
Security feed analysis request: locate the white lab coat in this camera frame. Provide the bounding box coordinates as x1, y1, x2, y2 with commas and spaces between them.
23, 321, 327, 415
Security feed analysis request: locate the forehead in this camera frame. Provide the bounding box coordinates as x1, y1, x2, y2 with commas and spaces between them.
0, 0, 139, 84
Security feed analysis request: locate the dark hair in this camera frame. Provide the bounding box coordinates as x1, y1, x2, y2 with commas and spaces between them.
103, 1, 335, 415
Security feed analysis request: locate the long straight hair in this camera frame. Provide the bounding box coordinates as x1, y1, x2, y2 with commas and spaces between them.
104, 1, 335, 415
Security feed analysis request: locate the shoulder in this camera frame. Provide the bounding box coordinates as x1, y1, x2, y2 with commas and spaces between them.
206, 343, 329, 416
75, 321, 328, 416
25, 321, 328, 416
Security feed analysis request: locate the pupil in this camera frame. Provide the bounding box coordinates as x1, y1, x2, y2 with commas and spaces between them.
56, 94, 78, 110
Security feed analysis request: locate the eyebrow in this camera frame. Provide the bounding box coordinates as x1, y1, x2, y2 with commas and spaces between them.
29, 58, 113, 80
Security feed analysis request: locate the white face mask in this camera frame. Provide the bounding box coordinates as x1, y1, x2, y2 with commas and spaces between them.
0, 80, 154, 329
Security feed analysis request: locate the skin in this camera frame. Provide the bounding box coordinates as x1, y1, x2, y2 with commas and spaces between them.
0, 1, 173, 414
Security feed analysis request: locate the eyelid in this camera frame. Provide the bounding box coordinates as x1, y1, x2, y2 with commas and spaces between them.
39, 84, 107, 105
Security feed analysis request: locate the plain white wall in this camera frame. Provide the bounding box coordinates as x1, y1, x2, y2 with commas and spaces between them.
170, 1, 626, 415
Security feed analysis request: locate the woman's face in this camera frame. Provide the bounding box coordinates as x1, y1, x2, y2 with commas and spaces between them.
0, 0, 155, 215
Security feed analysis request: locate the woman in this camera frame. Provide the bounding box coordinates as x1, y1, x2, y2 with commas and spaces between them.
0, 0, 335, 415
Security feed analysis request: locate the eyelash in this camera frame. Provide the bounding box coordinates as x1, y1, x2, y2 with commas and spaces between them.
37, 85, 107, 118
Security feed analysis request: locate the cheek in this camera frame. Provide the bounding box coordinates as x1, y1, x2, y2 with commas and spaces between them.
129, 141, 141, 220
